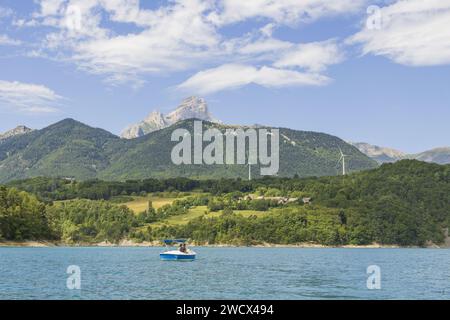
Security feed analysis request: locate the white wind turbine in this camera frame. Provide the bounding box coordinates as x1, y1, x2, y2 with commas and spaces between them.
338, 148, 348, 176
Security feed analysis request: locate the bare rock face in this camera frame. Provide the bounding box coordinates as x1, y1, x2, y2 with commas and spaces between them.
351, 142, 405, 163
351, 142, 450, 165
410, 147, 450, 165
165, 96, 218, 124
0, 125, 33, 141
121, 97, 220, 139
145, 111, 167, 129
121, 111, 168, 139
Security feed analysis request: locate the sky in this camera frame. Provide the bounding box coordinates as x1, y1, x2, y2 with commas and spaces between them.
0, 0, 449, 154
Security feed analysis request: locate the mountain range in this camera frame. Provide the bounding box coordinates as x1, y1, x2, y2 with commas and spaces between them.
1, 96, 447, 183
350, 142, 450, 165
121, 96, 220, 139
0, 118, 376, 183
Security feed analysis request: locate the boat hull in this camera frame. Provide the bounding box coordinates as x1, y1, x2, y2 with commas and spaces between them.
160, 250, 196, 261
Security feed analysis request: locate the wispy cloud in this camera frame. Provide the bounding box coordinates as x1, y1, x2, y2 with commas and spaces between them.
349, 0, 450, 66
0, 34, 21, 46
178, 63, 330, 94
178, 35, 341, 94
11, 0, 353, 89
208, 0, 368, 25
3, 0, 450, 93
0, 6, 13, 19
0, 80, 63, 114
274, 40, 344, 72
24, 0, 219, 85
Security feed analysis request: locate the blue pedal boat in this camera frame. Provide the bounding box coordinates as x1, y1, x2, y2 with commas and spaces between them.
160, 239, 196, 261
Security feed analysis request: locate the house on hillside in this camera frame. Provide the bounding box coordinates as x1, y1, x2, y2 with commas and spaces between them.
239, 195, 300, 205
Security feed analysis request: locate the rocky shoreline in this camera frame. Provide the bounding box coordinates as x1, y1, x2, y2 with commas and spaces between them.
1, 240, 447, 249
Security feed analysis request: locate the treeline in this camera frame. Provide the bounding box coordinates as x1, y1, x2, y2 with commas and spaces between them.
46, 200, 137, 243
6, 177, 254, 202
0, 186, 138, 243
132, 196, 445, 247
0, 191, 204, 243
8, 160, 448, 207
4, 174, 337, 202
133, 207, 349, 246
1, 160, 449, 246
0, 186, 53, 240
6, 177, 202, 202
133, 160, 450, 246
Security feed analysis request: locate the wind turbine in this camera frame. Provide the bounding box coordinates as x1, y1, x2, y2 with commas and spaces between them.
338, 148, 348, 176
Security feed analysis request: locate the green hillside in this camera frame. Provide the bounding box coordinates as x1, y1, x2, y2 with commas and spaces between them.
2, 160, 449, 246
140, 160, 450, 246
0, 118, 377, 183
0, 119, 118, 181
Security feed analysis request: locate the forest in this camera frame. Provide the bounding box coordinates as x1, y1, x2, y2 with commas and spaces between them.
1, 160, 449, 246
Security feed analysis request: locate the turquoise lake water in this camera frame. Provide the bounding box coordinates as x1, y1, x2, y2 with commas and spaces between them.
1, 247, 449, 300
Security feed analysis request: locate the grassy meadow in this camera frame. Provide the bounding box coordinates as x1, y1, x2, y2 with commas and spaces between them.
114, 192, 272, 228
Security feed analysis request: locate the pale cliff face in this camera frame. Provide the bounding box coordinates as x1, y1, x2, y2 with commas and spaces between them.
351, 142, 450, 165
352, 142, 405, 159
0, 125, 34, 141
411, 147, 450, 165
121, 97, 220, 139
350, 142, 406, 163
165, 97, 214, 123
145, 111, 167, 128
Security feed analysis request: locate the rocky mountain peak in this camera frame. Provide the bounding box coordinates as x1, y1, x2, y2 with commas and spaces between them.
412, 147, 450, 165
351, 142, 406, 160
351, 142, 450, 165
165, 96, 216, 124
145, 111, 166, 126
0, 125, 34, 141
121, 97, 220, 139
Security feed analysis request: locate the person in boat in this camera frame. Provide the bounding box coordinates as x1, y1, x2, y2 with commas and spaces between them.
179, 243, 187, 253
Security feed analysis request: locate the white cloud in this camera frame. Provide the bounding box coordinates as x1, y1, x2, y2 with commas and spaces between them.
208, 0, 367, 25
0, 6, 13, 19
178, 63, 329, 94
97, 0, 161, 27
27, 0, 219, 85
0, 34, 21, 46
75, 0, 218, 81
274, 40, 344, 72
235, 37, 294, 56
0, 80, 63, 113
260, 23, 276, 37
349, 0, 450, 66
180, 33, 341, 94
2, 0, 448, 97
35, 0, 66, 17
11, 0, 351, 89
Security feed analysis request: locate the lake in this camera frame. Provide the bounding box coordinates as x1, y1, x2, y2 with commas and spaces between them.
1, 247, 449, 300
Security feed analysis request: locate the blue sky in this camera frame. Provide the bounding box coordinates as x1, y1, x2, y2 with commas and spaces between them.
0, 0, 449, 153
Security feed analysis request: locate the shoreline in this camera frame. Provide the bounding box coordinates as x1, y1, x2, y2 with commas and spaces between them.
0, 240, 447, 249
